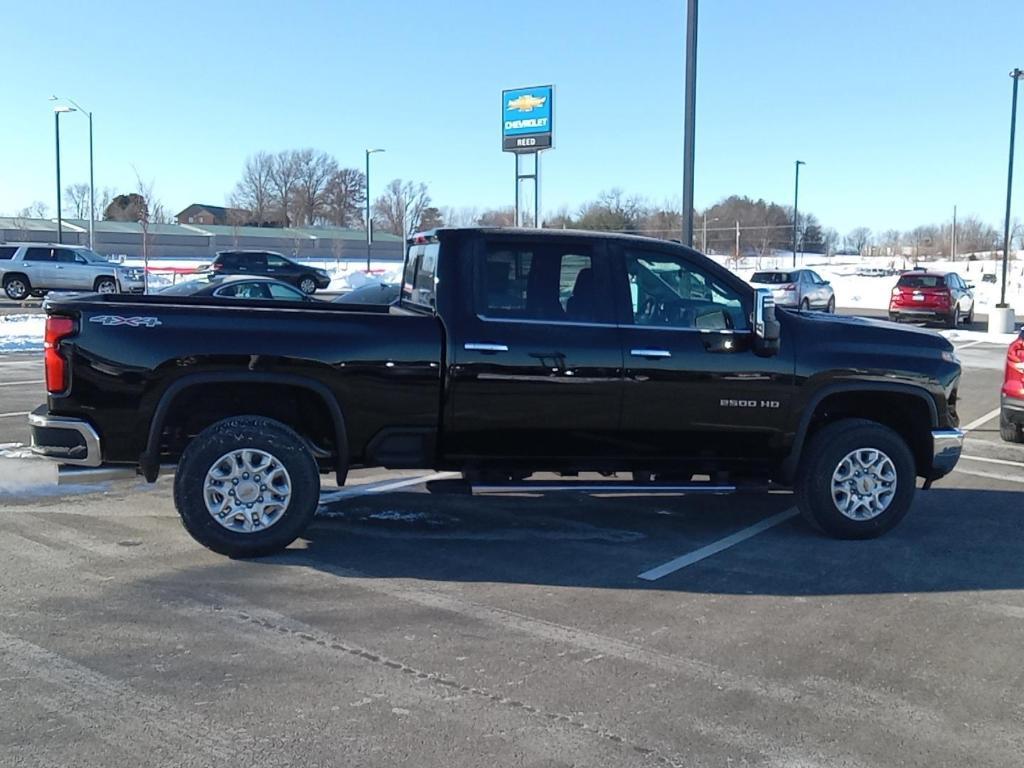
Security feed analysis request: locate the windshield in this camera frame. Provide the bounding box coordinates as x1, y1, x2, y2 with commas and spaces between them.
159, 279, 211, 295
750, 272, 792, 284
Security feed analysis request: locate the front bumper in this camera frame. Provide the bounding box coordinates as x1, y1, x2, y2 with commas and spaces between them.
930, 428, 964, 479
28, 407, 102, 467
1001, 394, 1024, 427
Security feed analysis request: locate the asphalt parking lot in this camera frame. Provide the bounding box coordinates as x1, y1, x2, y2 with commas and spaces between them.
1, 333, 1023, 766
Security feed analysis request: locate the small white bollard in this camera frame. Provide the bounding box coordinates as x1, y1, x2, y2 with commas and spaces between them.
988, 305, 1016, 334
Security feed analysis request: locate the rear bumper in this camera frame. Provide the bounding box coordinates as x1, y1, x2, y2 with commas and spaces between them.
930, 428, 964, 479
28, 407, 102, 467
889, 308, 949, 320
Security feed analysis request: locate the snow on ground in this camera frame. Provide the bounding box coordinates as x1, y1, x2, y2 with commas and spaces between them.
0, 314, 45, 353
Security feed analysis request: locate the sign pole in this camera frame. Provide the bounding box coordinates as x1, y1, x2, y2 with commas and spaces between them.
502, 85, 553, 229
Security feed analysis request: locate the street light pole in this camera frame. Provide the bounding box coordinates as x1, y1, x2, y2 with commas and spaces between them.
681, 0, 698, 246
53, 106, 75, 244
365, 148, 385, 272
1000, 69, 1024, 308
51, 96, 94, 249
792, 160, 805, 268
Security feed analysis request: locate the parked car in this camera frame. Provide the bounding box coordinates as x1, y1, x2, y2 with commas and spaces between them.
333, 282, 400, 305
210, 250, 331, 294
30, 227, 963, 557
0, 243, 145, 300
983, 273, 997, 284
888, 270, 974, 327
1000, 332, 1024, 442
160, 275, 314, 301
749, 269, 835, 312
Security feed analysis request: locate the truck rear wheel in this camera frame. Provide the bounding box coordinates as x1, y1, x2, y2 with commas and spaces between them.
796, 418, 916, 539
173, 416, 320, 558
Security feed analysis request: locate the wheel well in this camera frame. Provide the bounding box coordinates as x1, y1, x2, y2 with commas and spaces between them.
93, 275, 116, 288
803, 391, 933, 475
155, 382, 339, 467
3, 272, 29, 285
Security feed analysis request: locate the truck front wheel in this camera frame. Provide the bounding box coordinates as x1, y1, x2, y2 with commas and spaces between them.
796, 419, 916, 539
173, 416, 320, 557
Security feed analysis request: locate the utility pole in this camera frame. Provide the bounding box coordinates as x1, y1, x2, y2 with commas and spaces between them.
681, 0, 698, 246
792, 160, 805, 268
735, 220, 740, 261
365, 148, 385, 272
55, 112, 63, 244
951, 204, 957, 261
1000, 69, 1023, 308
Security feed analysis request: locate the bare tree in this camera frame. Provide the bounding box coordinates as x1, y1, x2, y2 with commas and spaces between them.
440, 206, 480, 227
292, 149, 338, 226
845, 227, 872, 255
269, 150, 302, 227
231, 152, 275, 226
96, 187, 115, 217
372, 179, 432, 238
323, 168, 366, 228
64, 183, 91, 219
131, 167, 167, 223
17, 201, 50, 219
476, 207, 516, 227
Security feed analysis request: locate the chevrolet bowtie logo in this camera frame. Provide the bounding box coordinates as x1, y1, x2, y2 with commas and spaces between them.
507, 94, 546, 113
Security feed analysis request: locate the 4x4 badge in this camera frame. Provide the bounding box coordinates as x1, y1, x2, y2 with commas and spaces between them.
89, 315, 162, 328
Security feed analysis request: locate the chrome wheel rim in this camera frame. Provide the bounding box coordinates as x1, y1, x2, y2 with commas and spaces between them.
203, 449, 292, 533
97, 281, 117, 294
6, 280, 26, 298
300, 278, 316, 293
830, 448, 897, 521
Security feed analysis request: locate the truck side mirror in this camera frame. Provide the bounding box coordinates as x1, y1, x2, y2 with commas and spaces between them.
753, 288, 780, 357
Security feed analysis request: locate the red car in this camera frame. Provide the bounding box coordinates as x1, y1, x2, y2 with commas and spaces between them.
888, 270, 975, 328
1001, 332, 1024, 442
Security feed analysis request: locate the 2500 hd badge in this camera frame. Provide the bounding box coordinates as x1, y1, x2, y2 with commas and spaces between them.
720, 399, 781, 409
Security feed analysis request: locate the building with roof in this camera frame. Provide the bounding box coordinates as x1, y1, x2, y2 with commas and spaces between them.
0, 217, 403, 262
175, 203, 255, 226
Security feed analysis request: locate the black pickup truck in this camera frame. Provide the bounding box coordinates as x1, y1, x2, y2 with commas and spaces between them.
30, 228, 964, 557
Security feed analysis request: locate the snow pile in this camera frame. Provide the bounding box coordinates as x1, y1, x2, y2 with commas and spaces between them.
0, 314, 45, 353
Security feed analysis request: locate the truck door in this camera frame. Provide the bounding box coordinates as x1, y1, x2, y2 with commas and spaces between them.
445, 235, 623, 461
613, 243, 794, 463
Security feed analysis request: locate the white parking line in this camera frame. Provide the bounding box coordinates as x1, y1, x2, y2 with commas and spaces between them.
638, 507, 799, 581
318, 472, 459, 503
962, 407, 1001, 432
0, 380, 40, 387
954, 340, 988, 350
960, 454, 1024, 469
0, 411, 30, 419
953, 467, 1024, 484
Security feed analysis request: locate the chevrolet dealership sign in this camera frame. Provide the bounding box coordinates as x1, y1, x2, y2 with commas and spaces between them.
502, 85, 553, 153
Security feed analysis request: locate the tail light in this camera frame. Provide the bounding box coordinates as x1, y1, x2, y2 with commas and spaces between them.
1003, 338, 1024, 397
44, 316, 76, 394
891, 287, 901, 297
211, 262, 223, 271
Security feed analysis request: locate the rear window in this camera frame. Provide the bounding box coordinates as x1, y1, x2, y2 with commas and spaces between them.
751, 272, 792, 284
897, 275, 944, 288
403, 242, 440, 309
0, 246, 16, 260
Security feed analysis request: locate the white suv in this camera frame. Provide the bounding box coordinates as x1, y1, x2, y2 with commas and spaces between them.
0, 243, 146, 300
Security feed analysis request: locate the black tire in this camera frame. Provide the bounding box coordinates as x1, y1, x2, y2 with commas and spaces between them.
945, 308, 958, 329
1000, 410, 1024, 443
888, 313, 899, 323
173, 416, 321, 558
796, 418, 917, 539
826, 296, 836, 313
94, 276, 118, 295
298, 276, 318, 294
966, 305, 975, 325
3, 274, 30, 301
800, 298, 810, 312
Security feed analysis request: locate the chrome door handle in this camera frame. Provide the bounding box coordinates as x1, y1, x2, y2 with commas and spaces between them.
630, 348, 671, 359
464, 342, 509, 353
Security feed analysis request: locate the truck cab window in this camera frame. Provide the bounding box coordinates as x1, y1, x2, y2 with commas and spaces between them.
478, 242, 599, 323
625, 250, 747, 331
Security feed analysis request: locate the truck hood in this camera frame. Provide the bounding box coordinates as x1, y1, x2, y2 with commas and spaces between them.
780, 308, 953, 352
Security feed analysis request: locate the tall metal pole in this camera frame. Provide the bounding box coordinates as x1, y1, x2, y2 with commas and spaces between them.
365, 149, 372, 272
702, 212, 707, 252
681, 0, 698, 246
87, 111, 95, 249
1000, 69, 1023, 307
792, 160, 805, 268
55, 112, 63, 244
951, 204, 957, 261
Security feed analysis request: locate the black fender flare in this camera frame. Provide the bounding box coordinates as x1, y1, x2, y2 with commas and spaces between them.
780, 381, 938, 482
140, 371, 349, 484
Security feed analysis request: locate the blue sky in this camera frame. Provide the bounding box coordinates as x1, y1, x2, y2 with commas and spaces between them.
2, 0, 1022, 234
